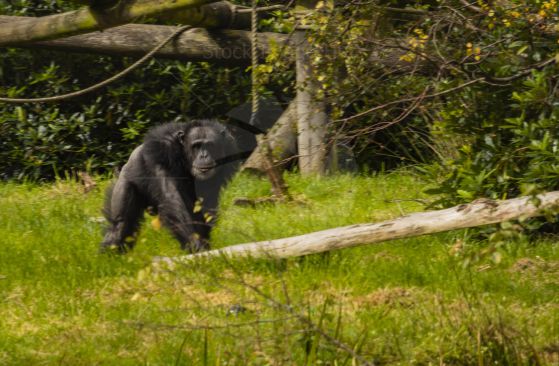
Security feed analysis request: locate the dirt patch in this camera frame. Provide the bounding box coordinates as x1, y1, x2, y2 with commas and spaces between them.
510, 257, 559, 275
306, 285, 424, 314
354, 287, 422, 308
92, 267, 269, 315
93, 274, 234, 308
511, 258, 539, 273
542, 343, 559, 365
509, 257, 559, 288
368, 251, 403, 262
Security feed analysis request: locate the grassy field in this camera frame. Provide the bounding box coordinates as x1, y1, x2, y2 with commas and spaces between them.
0, 172, 557, 365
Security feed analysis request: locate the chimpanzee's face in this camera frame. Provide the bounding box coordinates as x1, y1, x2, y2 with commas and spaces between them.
186, 126, 225, 180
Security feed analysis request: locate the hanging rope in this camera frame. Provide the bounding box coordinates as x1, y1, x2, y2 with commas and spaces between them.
249, 0, 260, 126
0, 25, 192, 104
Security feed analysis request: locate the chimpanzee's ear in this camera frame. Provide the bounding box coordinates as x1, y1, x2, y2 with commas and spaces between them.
176, 130, 185, 145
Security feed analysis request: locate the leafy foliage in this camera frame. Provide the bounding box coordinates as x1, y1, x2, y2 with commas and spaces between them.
428, 70, 559, 206
275, 0, 559, 205
417, 0, 559, 206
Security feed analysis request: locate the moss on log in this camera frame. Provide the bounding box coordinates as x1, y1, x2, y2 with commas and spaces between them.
0, 0, 217, 46
0, 16, 287, 65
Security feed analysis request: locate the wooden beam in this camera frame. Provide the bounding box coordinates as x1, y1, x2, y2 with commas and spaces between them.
158, 192, 559, 262
0, 0, 217, 46
0, 16, 287, 65
0, 16, 435, 70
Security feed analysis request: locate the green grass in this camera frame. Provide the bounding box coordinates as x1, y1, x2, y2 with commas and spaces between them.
0, 172, 557, 365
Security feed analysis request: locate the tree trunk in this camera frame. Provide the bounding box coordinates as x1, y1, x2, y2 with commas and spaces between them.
242, 101, 298, 174
0, 0, 217, 46
0, 16, 286, 65
157, 192, 559, 263
295, 2, 328, 176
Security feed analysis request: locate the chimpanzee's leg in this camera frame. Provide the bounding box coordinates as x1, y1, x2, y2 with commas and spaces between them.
100, 177, 146, 253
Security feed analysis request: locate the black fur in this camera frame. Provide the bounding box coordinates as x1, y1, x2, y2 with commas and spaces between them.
101, 119, 237, 253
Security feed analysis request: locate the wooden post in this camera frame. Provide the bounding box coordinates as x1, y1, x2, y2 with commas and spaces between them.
295, 1, 328, 176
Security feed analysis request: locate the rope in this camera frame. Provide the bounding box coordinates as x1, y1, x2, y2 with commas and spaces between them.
0, 25, 192, 104
249, 0, 260, 126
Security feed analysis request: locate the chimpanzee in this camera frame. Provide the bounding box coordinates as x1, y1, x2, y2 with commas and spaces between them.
100, 119, 238, 253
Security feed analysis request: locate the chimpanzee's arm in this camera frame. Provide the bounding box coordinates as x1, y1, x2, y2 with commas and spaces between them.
152, 165, 209, 252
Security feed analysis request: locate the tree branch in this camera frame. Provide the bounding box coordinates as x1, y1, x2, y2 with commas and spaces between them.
0, 0, 217, 46
0, 16, 287, 65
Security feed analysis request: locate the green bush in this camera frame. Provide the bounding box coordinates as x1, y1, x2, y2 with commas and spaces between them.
0, 1, 253, 180
427, 70, 559, 207
0, 54, 252, 179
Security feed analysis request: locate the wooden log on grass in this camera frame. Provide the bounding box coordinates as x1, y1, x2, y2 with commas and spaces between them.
159, 192, 559, 263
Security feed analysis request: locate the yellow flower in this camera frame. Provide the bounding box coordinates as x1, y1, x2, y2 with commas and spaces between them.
151, 216, 161, 230
399, 53, 416, 62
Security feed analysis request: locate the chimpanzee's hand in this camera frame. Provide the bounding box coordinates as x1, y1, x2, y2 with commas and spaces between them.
186, 234, 210, 253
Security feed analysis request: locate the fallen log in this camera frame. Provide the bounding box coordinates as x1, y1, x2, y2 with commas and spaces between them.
159, 192, 559, 263
0, 16, 287, 65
